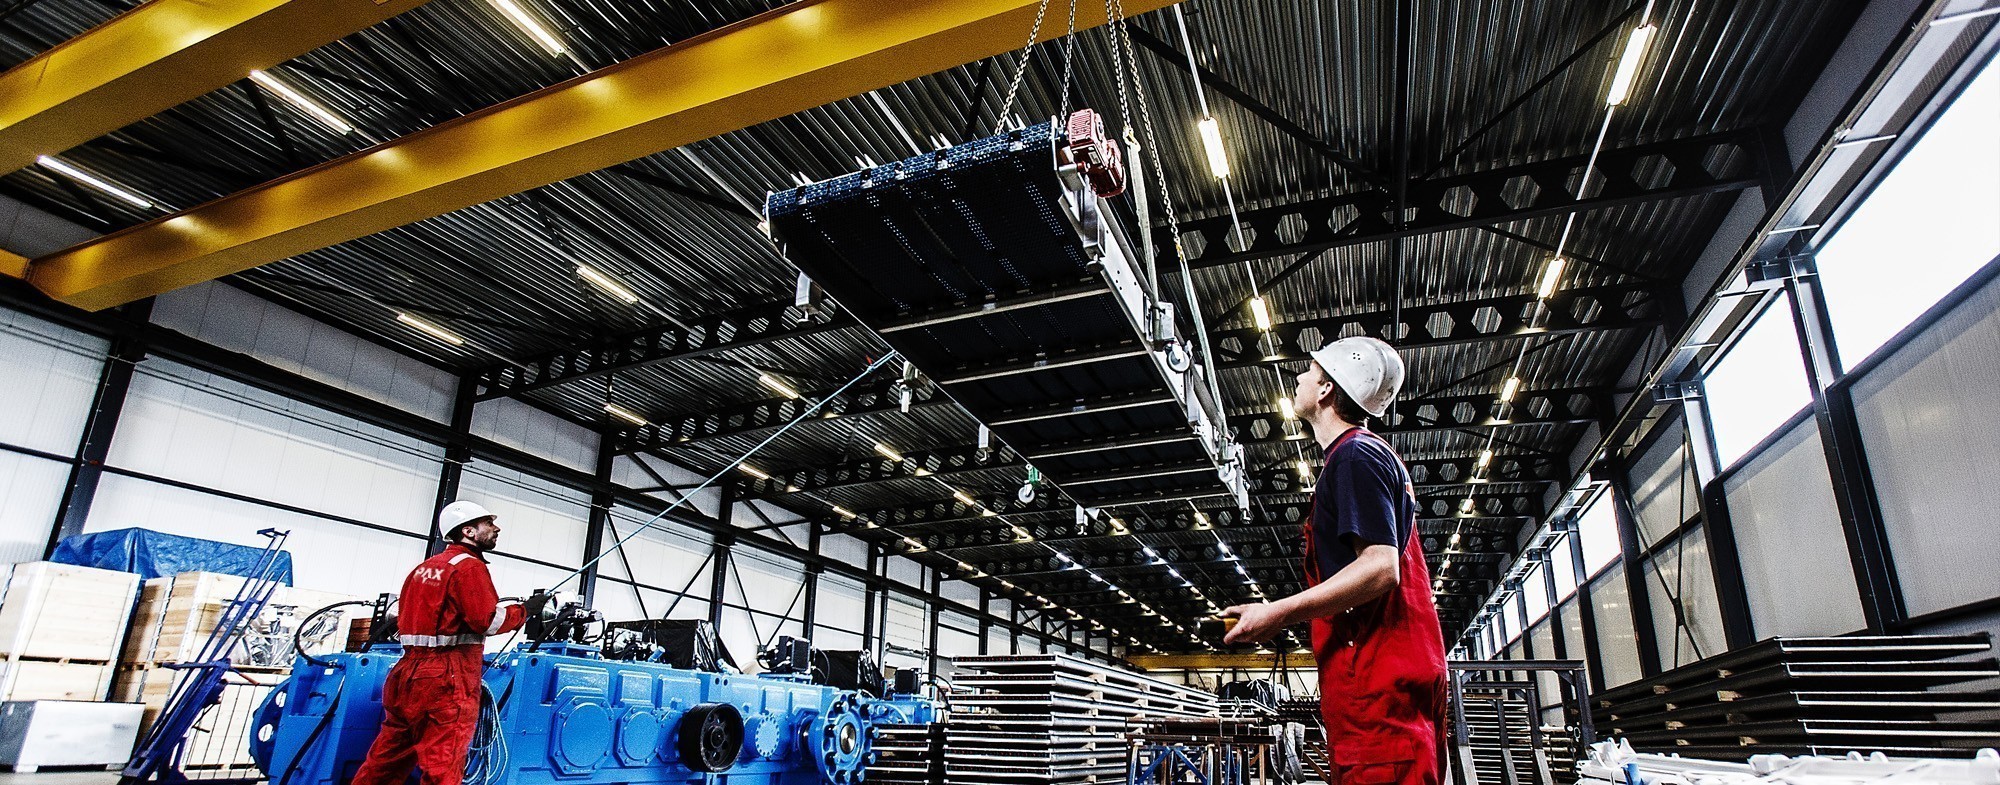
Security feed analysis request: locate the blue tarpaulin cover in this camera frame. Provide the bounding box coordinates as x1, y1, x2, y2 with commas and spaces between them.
49, 528, 295, 585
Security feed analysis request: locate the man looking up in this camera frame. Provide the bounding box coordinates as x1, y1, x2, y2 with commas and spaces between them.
1223, 336, 1447, 785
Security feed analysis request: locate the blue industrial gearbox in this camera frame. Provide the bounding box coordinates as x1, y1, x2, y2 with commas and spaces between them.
250, 633, 934, 785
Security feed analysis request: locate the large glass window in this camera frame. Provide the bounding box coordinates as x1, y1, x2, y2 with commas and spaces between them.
1552, 535, 1580, 601
1705, 296, 1814, 467
1818, 54, 2000, 363
1576, 487, 1622, 576
1522, 562, 1551, 624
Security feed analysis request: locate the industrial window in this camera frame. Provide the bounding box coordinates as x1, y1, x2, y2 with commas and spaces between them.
1704, 296, 1813, 468
1521, 562, 1551, 625
1500, 594, 1524, 645
1575, 487, 1622, 577
1817, 53, 2000, 364
1551, 535, 1580, 601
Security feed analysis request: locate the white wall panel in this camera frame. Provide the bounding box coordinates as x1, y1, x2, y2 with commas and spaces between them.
1851, 271, 2000, 617
813, 626, 862, 651
733, 550, 808, 618
151, 283, 454, 421
940, 579, 979, 607
1529, 621, 1559, 707
485, 553, 573, 600
938, 626, 979, 657
85, 473, 416, 595
592, 580, 679, 623
0, 453, 70, 563
459, 464, 588, 568
1591, 567, 1645, 687
597, 507, 712, 619
821, 533, 870, 566
986, 627, 1010, 654
0, 309, 105, 454
1557, 599, 1585, 664
1626, 430, 1698, 546
885, 596, 927, 648
1724, 417, 1865, 637
816, 574, 867, 632
609, 454, 724, 519
886, 556, 924, 589
471, 397, 598, 474
109, 361, 442, 536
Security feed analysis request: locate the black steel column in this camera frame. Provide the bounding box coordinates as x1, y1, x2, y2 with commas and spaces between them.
1663, 382, 1757, 649
579, 438, 614, 607
1778, 254, 1905, 630
1605, 463, 1664, 677
801, 524, 822, 640
861, 544, 881, 663
428, 376, 478, 555
709, 494, 735, 629
926, 570, 943, 677
979, 590, 992, 654
45, 301, 151, 557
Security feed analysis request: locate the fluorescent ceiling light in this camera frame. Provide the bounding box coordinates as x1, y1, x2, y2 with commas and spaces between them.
1499, 376, 1521, 404
1459, 497, 1477, 514
740, 464, 772, 481
758, 373, 801, 399
831, 505, 857, 520
576, 265, 639, 304
1197, 116, 1229, 178
1278, 396, 1296, 420
1476, 449, 1493, 470
951, 489, 976, 506
1605, 25, 1656, 106
36, 156, 152, 209
487, 0, 566, 56
603, 403, 650, 427
1536, 256, 1567, 300
1249, 295, 1273, 331
1295, 458, 1313, 481
1193, 511, 1211, 528
873, 442, 904, 462
396, 313, 464, 346
248, 70, 354, 134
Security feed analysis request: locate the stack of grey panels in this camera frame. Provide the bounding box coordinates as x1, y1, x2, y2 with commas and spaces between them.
870, 723, 944, 785
944, 654, 1216, 784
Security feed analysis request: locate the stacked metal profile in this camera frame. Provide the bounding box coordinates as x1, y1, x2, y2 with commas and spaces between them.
1593, 634, 2000, 758
870, 723, 945, 785
944, 654, 1217, 784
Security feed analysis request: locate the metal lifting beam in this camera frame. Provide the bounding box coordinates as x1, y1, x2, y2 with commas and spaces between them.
471, 300, 855, 401
0, 0, 435, 177
610, 381, 953, 455
1211, 284, 1660, 371
1159, 130, 1763, 271
22, 0, 1184, 310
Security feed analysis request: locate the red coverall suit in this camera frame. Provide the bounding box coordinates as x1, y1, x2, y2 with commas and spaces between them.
1302, 428, 1449, 785
352, 544, 524, 785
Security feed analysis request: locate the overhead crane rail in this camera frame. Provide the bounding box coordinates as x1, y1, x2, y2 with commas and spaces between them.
766, 110, 1248, 513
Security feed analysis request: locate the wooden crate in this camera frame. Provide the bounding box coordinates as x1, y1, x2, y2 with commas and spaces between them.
0, 562, 140, 662
0, 659, 117, 701
112, 665, 279, 769
0, 562, 138, 703
122, 573, 362, 668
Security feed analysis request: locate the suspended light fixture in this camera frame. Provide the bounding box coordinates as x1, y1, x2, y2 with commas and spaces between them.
831, 505, 857, 520
1278, 396, 1296, 420
1249, 295, 1274, 331
1476, 449, 1494, 471
1604, 25, 1657, 107
603, 403, 650, 427
35, 156, 152, 209
1499, 376, 1522, 404
758, 373, 801, 399
576, 265, 640, 304
1537, 256, 1567, 300
247, 70, 354, 134
951, 489, 976, 506
487, 0, 566, 56
396, 313, 465, 346
739, 464, 773, 481
873, 442, 904, 462
1197, 117, 1230, 178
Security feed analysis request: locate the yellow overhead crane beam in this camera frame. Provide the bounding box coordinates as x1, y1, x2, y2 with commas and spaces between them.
24, 0, 1182, 311
1127, 651, 1316, 671
0, 0, 436, 177
0, 250, 25, 280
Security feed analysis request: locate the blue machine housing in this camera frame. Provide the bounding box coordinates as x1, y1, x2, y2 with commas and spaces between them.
251, 642, 932, 785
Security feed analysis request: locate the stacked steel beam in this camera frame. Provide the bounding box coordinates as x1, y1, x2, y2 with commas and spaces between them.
1593, 634, 2000, 758
944, 654, 1217, 784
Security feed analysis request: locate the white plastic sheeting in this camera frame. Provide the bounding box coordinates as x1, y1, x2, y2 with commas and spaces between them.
1642, 526, 1728, 670
1591, 567, 1646, 687
1724, 416, 1865, 637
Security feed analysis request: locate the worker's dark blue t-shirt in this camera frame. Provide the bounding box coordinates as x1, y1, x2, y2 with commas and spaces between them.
1309, 428, 1417, 580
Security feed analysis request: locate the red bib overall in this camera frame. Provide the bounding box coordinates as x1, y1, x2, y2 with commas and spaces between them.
353, 544, 524, 785
1302, 428, 1448, 785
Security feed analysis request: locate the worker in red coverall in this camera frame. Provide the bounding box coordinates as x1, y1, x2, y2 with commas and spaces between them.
352, 500, 525, 785
1223, 337, 1448, 785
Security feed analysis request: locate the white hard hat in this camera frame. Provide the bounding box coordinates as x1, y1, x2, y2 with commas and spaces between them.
437, 500, 495, 539
1308, 337, 1405, 418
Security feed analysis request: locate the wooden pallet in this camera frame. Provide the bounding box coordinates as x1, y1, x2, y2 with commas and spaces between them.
121, 572, 360, 669
0, 562, 140, 702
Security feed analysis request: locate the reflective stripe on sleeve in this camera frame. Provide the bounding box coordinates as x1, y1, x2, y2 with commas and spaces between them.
486, 605, 510, 635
